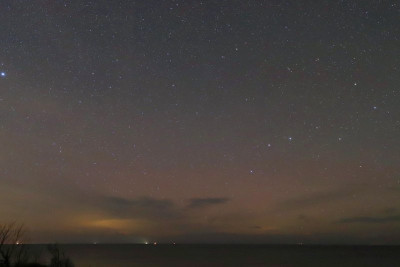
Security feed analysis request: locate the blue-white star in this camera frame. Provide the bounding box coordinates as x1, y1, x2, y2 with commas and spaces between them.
0, 72, 6, 77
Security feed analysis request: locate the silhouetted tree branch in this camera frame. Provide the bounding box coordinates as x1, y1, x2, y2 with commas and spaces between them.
0, 222, 28, 267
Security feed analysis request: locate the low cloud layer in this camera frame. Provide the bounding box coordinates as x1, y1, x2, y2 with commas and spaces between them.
276, 190, 352, 211
187, 198, 230, 209
337, 215, 400, 224
100, 196, 179, 220
96, 196, 231, 221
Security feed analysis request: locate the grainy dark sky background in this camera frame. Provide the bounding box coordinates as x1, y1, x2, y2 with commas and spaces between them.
0, 0, 399, 244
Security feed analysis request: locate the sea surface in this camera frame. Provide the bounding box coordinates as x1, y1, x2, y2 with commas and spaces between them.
27, 244, 400, 267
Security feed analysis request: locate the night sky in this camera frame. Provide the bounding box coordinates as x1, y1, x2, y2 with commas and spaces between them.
1, 1, 399, 244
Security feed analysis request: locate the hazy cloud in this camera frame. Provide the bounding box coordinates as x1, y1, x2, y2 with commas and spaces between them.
100, 196, 178, 219
383, 207, 397, 214
97, 196, 231, 220
337, 215, 400, 224
277, 190, 352, 211
187, 198, 230, 209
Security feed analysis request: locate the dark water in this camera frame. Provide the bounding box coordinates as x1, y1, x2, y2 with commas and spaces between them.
28, 244, 400, 267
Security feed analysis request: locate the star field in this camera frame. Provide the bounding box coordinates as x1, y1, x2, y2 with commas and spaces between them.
0, 1, 399, 244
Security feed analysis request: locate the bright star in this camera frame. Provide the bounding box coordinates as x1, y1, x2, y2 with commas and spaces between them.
0, 72, 6, 77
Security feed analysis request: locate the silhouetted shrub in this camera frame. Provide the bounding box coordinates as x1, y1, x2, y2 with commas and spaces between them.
47, 245, 74, 267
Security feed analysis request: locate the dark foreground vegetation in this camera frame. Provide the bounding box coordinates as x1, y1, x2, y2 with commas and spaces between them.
0, 223, 73, 267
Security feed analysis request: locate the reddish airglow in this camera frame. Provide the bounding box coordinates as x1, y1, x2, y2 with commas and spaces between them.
0, 1, 399, 244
